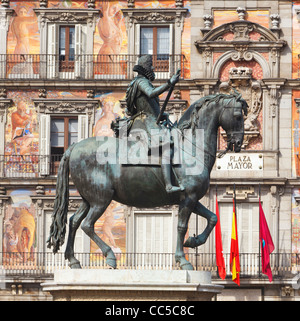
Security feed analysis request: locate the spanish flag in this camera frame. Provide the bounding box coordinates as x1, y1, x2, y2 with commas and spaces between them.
230, 198, 240, 286
215, 196, 226, 280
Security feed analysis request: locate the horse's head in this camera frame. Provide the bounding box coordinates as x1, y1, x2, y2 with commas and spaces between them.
219, 95, 248, 153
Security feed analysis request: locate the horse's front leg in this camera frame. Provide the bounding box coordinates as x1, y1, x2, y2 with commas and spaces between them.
175, 197, 196, 270
184, 201, 217, 248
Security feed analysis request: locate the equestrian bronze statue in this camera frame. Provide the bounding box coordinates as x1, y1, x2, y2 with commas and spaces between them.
47, 55, 248, 270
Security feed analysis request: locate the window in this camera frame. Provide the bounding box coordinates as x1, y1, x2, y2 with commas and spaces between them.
47, 24, 87, 79
140, 26, 170, 72
218, 202, 259, 254
50, 117, 78, 174
59, 26, 75, 72
134, 212, 173, 268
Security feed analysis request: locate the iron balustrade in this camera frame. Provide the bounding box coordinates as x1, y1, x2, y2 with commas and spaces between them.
0, 54, 186, 80
0, 154, 64, 177
0, 252, 299, 279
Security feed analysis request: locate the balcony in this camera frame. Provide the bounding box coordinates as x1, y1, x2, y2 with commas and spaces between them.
1, 252, 299, 281
0, 54, 186, 81
0, 154, 62, 178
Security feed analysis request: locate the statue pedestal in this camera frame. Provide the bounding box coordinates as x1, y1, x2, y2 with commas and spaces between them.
42, 269, 223, 301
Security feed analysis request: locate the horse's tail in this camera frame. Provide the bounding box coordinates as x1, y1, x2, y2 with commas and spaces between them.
47, 144, 76, 253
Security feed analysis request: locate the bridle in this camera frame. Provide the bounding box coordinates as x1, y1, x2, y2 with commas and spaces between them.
217, 103, 246, 158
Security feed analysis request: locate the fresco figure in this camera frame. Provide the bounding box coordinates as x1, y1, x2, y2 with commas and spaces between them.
98, 0, 122, 56
11, 101, 35, 155
97, 1, 123, 75
10, 5, 37, 56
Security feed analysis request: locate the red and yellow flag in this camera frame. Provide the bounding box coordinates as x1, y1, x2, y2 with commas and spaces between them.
230, 198, 240, 286
215, 197, 226, 279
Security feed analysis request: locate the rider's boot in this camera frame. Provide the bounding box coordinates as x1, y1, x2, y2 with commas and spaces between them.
161, 164, 182, 193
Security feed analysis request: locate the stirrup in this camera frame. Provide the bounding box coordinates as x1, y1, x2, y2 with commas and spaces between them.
166, 185, 182, 193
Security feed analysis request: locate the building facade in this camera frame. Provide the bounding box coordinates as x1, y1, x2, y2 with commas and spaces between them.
0, 0, 299, 301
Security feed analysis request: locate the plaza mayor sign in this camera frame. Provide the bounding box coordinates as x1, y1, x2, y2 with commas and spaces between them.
216, 153, 263, 171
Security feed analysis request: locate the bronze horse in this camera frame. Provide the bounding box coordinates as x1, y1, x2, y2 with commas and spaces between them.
47, 93, 248, 270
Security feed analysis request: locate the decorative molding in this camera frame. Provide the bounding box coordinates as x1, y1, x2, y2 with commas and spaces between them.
33, 98, 99, 115
0, 0, 9, 8
39, 0, 48, 8
202, 14, 213, 33
197, 20, 282, 43
212, 50, 271, 79
175, 0, 184, 8
31, 196, 82, 212
122, 8, 188, 29
0, 88, 7, 98
0, 98, 12, 123
127, 0, 135, 8
270, 13, 280, 30
34, 8, 100, 28
87, 0, 95, 9
295, 98, 300, 115
38, 88, 47, 99
236, 7, 246, 21
219, 67, 262, 148
195, 20, 286, 80
225, 185, 255, 200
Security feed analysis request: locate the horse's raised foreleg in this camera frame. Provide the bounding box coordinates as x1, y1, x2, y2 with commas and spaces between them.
65, 200, 90, 269
81, 202, 117, 269
175, 197, 196, 270
184, 201, 217, 248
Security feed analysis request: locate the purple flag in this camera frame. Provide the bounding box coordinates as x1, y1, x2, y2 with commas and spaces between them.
259, 200, 275, 282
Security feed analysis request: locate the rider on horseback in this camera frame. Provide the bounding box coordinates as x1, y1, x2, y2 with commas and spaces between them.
125, 55, 182, 194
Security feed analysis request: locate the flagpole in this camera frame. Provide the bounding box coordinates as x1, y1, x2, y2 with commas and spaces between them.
233, 184, 237, 218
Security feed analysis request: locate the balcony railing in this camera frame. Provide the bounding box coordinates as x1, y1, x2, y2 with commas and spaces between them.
0, 154, 62, 178
0, 54, 186, 81
1, 252, 299, 280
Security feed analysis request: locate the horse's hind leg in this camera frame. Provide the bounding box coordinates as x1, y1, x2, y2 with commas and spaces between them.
175, 198, 195, 270
184, 201, 217, 248
81, 200, 116, 269
65, 199, 90, 269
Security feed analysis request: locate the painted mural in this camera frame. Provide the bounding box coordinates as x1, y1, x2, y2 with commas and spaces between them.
92, 91, 126, 255
293, 2, 300, 79
3, 189, 36, 265
292, 4, 300, 177
1, 0, 192, 258
7, 2, 39, 55
213, 9, 269, 28
4, 91, 39, 177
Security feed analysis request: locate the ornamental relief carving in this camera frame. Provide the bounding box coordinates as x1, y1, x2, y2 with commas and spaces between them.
34, 8, 100, 28
219, 67, 262, 148
122, 8, 188, 29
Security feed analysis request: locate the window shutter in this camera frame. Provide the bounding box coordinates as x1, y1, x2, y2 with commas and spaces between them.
78, 115, 88, 142
39, 114, 50, 176
81, 25, 89, 77
134, 213, 173, 268
135, 24, 141, 56
169, 24, 174, 76
47, 24, 58, 78
75, 24, 82, 78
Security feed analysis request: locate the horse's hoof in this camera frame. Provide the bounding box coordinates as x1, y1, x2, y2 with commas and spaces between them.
175, 256, 194, 271
181, 262, 194, 270
69, 261, 82, 269
183, 236, 197, 248
106, 250, 117, 269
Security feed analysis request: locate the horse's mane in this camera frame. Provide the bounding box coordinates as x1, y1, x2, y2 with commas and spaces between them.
178, 92, 248, 131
